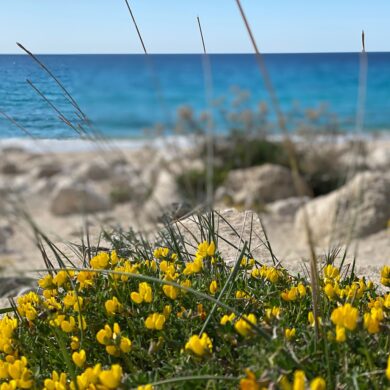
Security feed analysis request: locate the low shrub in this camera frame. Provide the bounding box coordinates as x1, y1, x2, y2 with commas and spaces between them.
0, 215, 389, 389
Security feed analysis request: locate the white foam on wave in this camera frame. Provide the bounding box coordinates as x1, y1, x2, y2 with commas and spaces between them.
0, 136, 193, 154
0, 131, 389, 154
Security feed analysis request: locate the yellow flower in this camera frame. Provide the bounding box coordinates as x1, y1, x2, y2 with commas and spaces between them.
53, 271, 72, 287
63, 291, 77, 307
265, 306, 281, 321
96, 324, 131, 356
7, 356, 33, 389
71, 336, 80, 350
183, 258, 203, 275
76, 364, 101, 389
385, 293, 390, 309
162, 285, 179, 300
235, 314, 257, 337
380, 265, 390, 287
297, 283, 306, 297
209, 280, 218, 295
38, 274, 53, 289
131, 282, 153, 304
180, 279, 192, 294
335, 325, 346, 343
72, 350, 86, 368
120, 337, 132, 353
145, 313, 166, 330
137, 383, 153, 390
163, 305, 172, 318
240, 369, 260, 390
292, 370, 306, 390
386, 355, 390, 380
308, 311, 322, 327
138, 385, 154, 390
236, 291, 250, 299
96, 324, 113, 345
281, 287, 298, 301
285, 328, 296, 340
196, 241, 216, 260
144, 260, 157, 272
251, 265, 281, 283
323, 264, 340, 283
99, 364, 122, 389
153, 247, 170, 259
331, 303, 359, 331
77, 271, 95, 289
310, 377, 326, 390
53, 315, 76, 333
185, 333, 212, 356
159, 260, 176, 276
90, 252, 110, 269
110, 250, 120, 265
220, 313, 236, 325
363, 307, 384, 334
105, 297, 123, 315
114, 261, 140, 282
324, 283, 335, 299
44, 371, 67, 390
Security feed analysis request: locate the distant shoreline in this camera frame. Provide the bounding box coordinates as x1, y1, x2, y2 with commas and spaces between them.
1, 131, 389, 154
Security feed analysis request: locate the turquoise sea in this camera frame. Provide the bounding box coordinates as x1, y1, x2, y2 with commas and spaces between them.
0, 53, 390, 139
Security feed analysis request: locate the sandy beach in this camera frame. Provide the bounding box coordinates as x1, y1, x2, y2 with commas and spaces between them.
0, 136, 389, 290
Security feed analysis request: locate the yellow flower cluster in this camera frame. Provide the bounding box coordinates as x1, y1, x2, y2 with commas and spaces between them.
281, 283, 307, 301
17, 292, 40, 322
235, 314, 257, 337
105, 296, 123, 315
0, 238, 387, 389
0, 356, 33, 389
185, 333, 213, 356
96, 323, 132, 356
284, 328, 296, 340
183, 241, 215, 275
279, 370, 326, 390
0, 317, 17, 355
145, 313, 166, 330
265, 306, 281, 321
220, 313, 236, 325
131, 282, 153, 304
73, 363, 122, 389
364, 304, 385, 334
330, 303, 359, 342
251, 265, 283, 283
381, 265, 390, 287
323, 264, 340, 283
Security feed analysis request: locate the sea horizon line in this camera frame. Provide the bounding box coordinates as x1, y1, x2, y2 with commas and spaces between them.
0, 51, 389, 56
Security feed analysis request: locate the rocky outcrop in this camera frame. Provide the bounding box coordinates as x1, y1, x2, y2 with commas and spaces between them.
75, 161, 110, 181
50, 179, 112, 216
295, 171, 390, 245
267, 196, 310, 218
142, 170, 184, 221
31, 160, 62, 179
217, 164, 310, 209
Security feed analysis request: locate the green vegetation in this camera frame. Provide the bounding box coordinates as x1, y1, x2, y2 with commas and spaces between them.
0, 212, 389, 389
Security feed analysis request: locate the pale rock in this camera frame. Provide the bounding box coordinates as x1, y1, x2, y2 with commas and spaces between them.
267, 197, 310, 218
50, 179, 112, 216
142, 170, 183, 220
75, 161, 110, 181
220, 164, 310, 208
295, 171, 390, 245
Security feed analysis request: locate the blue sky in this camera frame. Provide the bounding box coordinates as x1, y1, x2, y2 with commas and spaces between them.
0, 0, 389, 54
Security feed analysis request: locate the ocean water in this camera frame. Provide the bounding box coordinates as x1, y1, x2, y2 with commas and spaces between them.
0, 53, 390, 140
